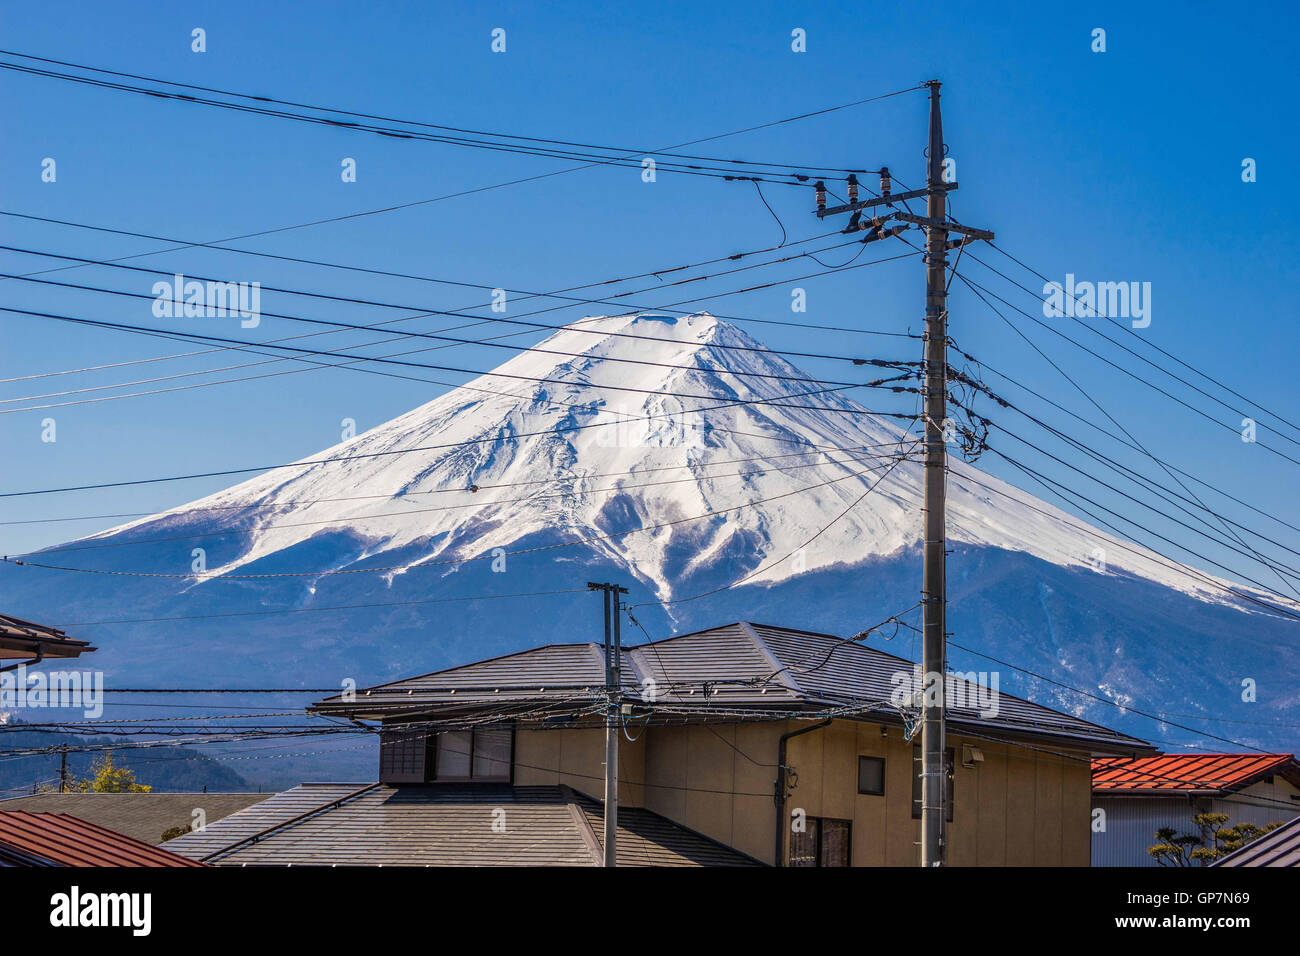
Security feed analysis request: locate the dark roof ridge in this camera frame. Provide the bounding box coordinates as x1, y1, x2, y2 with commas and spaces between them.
738, 622, 804, 696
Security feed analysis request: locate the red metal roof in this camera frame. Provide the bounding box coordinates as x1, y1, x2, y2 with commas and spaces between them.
0, 811, 205, 867
1092, 753, 1300, 793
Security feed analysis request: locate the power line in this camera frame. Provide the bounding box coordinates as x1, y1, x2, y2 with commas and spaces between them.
633, 433, 922, 608
952, 450, 1300, 621
0, 240, 922, 416
949, 264, 1300, 602
982, 440, 1300, 607
982, 241, 1300, 444
951, 266, 1300, 470
53, 587, 590, 628
0, 372, 890, 500
0, 60, 829, 186
0, 315, 921, 501
949, 348, 1300, 543
0, 304, 914, 417
0, 218, 919, 378
944, 639, 1278, 754
0, 220, 921, 358
0, 227, 919, 425
0, 441, 915, 528
0, 53, 922, 262
6, 458, 918, 579
0, 238, 914, 397
950, 379, 1300, 578
20, 445, 907, 560
0, 48, 914, 178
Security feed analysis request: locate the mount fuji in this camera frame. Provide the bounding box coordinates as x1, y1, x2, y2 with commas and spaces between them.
2, 312, 1297, 779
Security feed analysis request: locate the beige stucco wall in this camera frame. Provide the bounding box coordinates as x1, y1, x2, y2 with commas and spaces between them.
514, 725, 646, 808
641, 721, 784, 864
513, 718, 1094, 866
779, 719, 1091, 866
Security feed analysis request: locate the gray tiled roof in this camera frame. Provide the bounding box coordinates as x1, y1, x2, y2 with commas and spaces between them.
0, 792, 271, 845
312, 621, 1151, 754
164, 783, 365, 859
1214, 815, 1300, 867
166, 783, 759, 867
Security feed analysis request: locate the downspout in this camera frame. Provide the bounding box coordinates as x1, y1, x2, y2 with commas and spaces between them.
773, 718, 832, 867
0, 651, 42, 675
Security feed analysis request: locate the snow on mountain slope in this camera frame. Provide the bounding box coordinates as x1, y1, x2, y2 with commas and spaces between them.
78, 312, 1268, 610
7, 310, 1298, 772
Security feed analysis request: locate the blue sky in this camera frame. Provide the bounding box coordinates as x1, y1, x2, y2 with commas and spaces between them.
1, 0, 1297, 597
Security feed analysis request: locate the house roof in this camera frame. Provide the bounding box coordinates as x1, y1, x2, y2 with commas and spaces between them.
164, 782, 760, 867
0, 792, 273, 845
1092, 753, 1300, 795
0, 613, 94, 661
0, 810, 206, 867
312, 621, 1153, 755
1214, 814, 1300, 867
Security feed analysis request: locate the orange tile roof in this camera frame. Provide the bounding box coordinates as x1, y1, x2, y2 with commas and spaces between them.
0, 811, 205, 867
1092, 753, 1300, 793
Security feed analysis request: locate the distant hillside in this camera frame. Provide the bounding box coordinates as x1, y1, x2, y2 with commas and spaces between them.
0, 719, 253, 796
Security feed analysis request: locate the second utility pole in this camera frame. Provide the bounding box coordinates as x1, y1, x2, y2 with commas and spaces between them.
919, 78, 949, 869
811, 79, 993, 867
588, 580, 628, 867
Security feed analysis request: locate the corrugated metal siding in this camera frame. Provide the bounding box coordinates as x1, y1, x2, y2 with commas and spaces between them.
1091, 796, 1205, 866
1091, 790, 1300, 866
1211, 791, 1300, 829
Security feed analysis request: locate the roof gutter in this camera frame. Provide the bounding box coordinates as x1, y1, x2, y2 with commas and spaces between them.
773, 717, 832, 868
0, 650, 40, 675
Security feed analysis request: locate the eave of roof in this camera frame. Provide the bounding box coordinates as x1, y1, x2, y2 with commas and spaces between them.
312, 621, 1154, 755
0, 613, 95, 661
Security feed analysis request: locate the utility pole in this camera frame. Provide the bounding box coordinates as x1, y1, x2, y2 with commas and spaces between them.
919, 79, 950, 869
588, 580, 628, 867
813, 80, 992, 867
59, 744, 68, 793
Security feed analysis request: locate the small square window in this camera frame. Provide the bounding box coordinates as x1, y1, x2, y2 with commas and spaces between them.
857, 756, 885, 795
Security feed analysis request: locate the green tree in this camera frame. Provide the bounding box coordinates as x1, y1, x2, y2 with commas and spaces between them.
1149, 811, 1283, 865
39, 752, 153, 793
160, 824, 192, 842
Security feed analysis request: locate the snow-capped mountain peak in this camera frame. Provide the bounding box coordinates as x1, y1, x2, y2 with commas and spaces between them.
76, 312, 1261, 609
